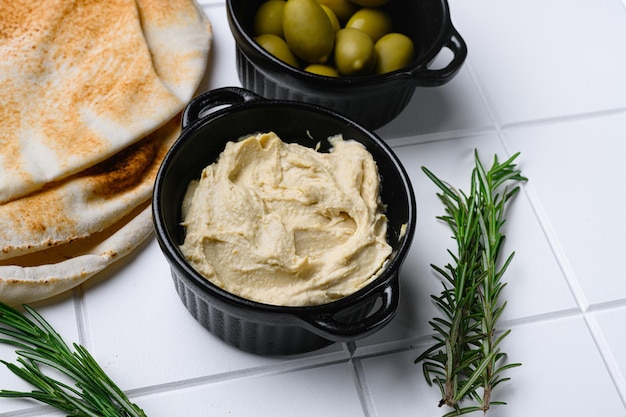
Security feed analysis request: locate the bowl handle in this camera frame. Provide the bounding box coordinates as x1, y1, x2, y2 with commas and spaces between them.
408, 26, 467, 86
182, 87, 263, 129
298, 275, 400, 342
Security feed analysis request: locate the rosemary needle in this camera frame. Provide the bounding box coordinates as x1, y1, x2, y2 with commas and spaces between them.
0, 301, 147, 417
415, 150, 526, 416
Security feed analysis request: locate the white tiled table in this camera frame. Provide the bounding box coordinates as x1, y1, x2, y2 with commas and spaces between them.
2, 0, 626, 416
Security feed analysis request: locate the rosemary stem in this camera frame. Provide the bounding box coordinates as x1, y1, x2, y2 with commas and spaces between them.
416, 150, 526, 416
0, 302, 148, 417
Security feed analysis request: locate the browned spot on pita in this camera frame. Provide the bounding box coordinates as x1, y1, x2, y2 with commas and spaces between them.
82, 113, 181, 198
85, 136, 159, 197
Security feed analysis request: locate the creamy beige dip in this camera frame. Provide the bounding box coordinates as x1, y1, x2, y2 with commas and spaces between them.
180, 132, 392, 306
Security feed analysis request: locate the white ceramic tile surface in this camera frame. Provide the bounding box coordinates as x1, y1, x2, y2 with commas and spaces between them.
2, 1, 626, 416
375, 67, 494, 140
503, 114, 626, 309
136, 361, 364, 417
449, 0, 626, 125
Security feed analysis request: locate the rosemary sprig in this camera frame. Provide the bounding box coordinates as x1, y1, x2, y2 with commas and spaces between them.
0, 301, 147, 417
415, 150, 526, 416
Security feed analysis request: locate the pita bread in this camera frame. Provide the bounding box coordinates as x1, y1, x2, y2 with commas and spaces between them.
0, 115, 180, 260
0, 0, 211, 204
0, 0, 212, 305
136, 0, 213, 102
0, 202, 154, 306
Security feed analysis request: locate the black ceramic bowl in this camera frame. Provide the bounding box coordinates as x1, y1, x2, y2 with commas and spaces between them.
226, 0, 467, 130
153, 87, 416, 355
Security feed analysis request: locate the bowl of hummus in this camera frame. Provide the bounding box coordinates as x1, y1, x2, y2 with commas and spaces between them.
153, 87, 416, 355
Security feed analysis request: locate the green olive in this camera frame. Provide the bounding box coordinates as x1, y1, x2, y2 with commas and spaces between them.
253, 0, 286, 37
334, 27, 376, 76
320, 4, 341, 33
305, 64, 340, 76
345, 8, 392, 42
283, 0, 335, 64
254, 33, 300, 68
374, 32, 415, 74
315, 0, 358, 22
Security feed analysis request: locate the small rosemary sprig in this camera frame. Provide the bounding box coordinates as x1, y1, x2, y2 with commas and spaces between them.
0, 301, 147, 417
415, 150, 526, 416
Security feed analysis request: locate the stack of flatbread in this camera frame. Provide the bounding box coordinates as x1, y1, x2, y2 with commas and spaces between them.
0, 0, 212, 305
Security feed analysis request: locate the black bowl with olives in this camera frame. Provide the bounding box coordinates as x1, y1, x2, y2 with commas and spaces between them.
226, 0, 467, 130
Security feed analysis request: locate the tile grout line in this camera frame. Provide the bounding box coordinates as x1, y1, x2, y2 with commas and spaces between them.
461, 53, 504, 136
346, 342, 378, 417
352, 307, 585, 362
0, 405, 57, 417
584, 314, 626, 409
385, 107, 626, 151
122, 350, 352, 401
506, 176, 590, 311
500, 106, 626, 131
587, 299, 626, 314
72, 285, 92, 351
386, 125, 497, 149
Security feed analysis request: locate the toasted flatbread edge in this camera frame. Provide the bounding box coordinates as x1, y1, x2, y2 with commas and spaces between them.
0, 203, 154, 306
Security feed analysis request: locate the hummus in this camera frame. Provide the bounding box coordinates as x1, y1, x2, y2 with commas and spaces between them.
180, 132, 392, 306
